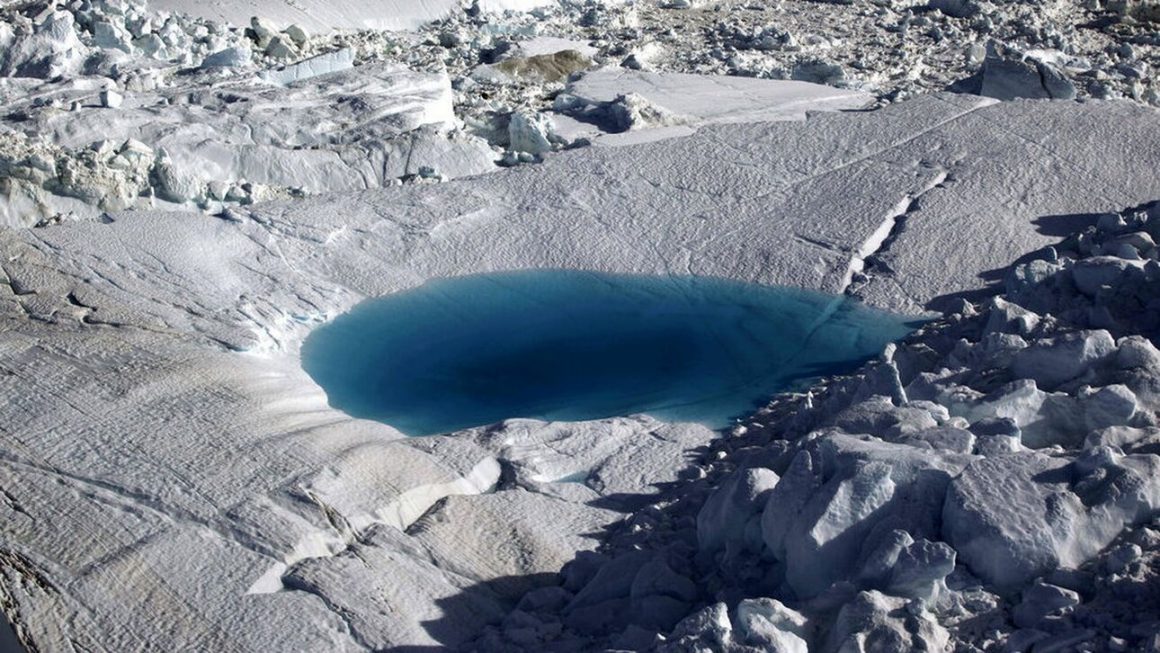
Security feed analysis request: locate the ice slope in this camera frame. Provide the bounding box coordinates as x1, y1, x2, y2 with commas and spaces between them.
149, 0, 562, 32
1, 95, 1159, 651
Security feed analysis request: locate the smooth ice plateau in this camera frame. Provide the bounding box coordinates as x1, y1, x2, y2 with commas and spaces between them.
1, 0, 1159, 652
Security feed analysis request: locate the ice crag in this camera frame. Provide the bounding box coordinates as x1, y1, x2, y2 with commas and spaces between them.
1, 88, 1159, 651
0, 0, 500, 226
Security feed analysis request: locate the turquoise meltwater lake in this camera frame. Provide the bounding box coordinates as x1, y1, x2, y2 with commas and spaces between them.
301, 270, 918, 436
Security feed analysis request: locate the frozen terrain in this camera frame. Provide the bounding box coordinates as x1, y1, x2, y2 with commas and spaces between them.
151, 0, 566, 32
1, 89, 1158, 650
3, 0, 1158, 225
1, 0, 1160, 652
465, 199, 1160, 652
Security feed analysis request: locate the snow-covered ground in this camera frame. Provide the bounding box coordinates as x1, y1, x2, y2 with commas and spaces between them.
151, 0, 566, 32
2, 0, 1160, 651
2, 0, 1157, 226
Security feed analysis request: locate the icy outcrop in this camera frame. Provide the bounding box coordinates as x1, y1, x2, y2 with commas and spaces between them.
464, 201, 1160, 651
0, 1, 506, 225
0, 57, 496, 225
555, 68, 872, 145
2, 92, 1160, 652
258, 47, 354, 85
978, 42, 1078, 101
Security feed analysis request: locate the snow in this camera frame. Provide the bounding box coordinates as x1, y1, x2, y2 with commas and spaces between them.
2, 0, 1160, 648
150, 0, 563, 31
258, 47, 354, 85
557, 68, 874, 145
2, 90, 1160, 650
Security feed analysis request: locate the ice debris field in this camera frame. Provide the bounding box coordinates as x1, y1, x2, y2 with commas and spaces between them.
302, 270, 916, 435
1, 0, 1160, 652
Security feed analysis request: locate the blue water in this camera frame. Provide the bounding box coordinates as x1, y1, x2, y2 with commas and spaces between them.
301, 270, 917, 436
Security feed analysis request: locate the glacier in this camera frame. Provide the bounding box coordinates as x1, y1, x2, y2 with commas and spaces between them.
2, 0, 1160, 650
1, 91, 1158, 651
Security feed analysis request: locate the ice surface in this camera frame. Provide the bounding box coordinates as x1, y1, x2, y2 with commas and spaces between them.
1, 94, 1159, 651
150, 0, 564, 31
471, 200, 1160, 651
556, 68, 873, 145
570, 69, 873, 126
258, 47, 354, 85
302, 270, 915, 436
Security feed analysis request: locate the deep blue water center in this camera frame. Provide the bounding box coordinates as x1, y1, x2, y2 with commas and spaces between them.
301, 270, 917, 436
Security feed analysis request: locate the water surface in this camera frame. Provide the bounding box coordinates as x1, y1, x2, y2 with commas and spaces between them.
302, 270, 916, 436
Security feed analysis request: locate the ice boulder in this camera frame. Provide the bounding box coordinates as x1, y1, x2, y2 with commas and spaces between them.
260, 48, 355, 86
1012, 580, 1081, 629
659, 602, 734, 653
858, 529, 957, 603
1084, 426, 1160, 455
1116, 336, 1160, 372
1009, 330, 1116, 390
508, 111, 558, 155
733, 598, 809, 653
979, 43, 1076, 101
1070, 256, 1146, 296
823, 591, 950, 653
943, 448, 1160, 593
697, 467, 779, 556
1078, 384, 1139, 432
1, 11, 86, 79
202, 46, 251, 69
983, 297, 1040, 336
760, 434, 971, 599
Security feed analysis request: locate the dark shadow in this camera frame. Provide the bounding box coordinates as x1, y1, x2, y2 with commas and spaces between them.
0, 611, 25, 653
1032, 465, 1076, 485
1032, 212, 1103, 237
946, 72, 983, 96
925, 283, 1003, 314
977, 246, 1058, 283
924, 207, 1112, 313
378, 573, 558, 653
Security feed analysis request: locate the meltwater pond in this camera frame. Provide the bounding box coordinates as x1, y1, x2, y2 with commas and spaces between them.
302, 270, 918, 436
